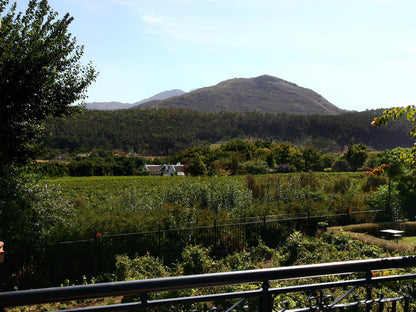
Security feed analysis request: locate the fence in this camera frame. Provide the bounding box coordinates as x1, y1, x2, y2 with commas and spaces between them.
37, 209, 382, 286
1, 255, 416, 311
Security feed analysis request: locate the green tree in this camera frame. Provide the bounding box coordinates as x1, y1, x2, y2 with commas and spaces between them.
373, 106, 416, 171
0, 0, 96, 289
344, 141, 369, 171
301, 146, 321, 171
0, 0, 97, 167
373, 107, 416, 220
272, 143, 292, 164
332, 157, 351, 172
187, 154, 208, 176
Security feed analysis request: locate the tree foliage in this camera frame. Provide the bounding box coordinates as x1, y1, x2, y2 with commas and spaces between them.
0, 0, 96, 289
373, 105, 416, 137
373, 106, 416, 172
0, 0, 97, 167
45, 108, 414, 157
344, 141, 369, 171
371, 107, 416, 221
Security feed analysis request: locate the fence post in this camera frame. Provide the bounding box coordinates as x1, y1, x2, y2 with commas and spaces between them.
346, 207, 350, 225
214, 219, 217, 246
158, 223, 161, 248
258, 281, 273, 312
365, 270, 373, 312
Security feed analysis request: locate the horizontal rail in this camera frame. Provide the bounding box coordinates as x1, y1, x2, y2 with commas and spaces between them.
1, 255, 416, 310
51, 209, 382, 245
55, 274, 416, 312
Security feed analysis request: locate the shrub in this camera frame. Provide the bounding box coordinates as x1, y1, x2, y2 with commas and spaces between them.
404, 222, 416, 235
115, 254, 170, 281
299, 171, 319, 191
241, 159, 269, 175
330, 223, 381, 236
332, 158, 351, 172
246, 174, 264, 200
178, 245, 213, 275
332, 176, 351, 194
361, 175, 386, 193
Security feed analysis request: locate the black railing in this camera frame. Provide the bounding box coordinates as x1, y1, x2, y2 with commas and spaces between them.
35, 209, 382, 287
1, 256, 416, 311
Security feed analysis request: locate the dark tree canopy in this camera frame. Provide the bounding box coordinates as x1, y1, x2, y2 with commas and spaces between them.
0, 0, 96, 289
0, 0, 97, 166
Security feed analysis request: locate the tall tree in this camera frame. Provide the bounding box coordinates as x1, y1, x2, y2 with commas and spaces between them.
373, 108, 416, 220
344, 141, 369, 171
0, 0, 97, 167
0, 0, 96, 289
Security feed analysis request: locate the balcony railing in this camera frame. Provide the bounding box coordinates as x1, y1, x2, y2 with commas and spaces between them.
1, 256, 416, 311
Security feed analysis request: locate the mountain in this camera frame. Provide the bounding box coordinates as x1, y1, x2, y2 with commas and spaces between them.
137, 75, 345, 115
133, 89, 185, 106
85, 89, 185, 110
85, 101, 136, 110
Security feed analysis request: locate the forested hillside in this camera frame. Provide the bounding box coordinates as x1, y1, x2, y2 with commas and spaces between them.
45, 108, 413, 155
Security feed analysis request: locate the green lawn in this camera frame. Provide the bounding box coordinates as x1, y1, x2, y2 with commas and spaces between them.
402, 236, 416, 245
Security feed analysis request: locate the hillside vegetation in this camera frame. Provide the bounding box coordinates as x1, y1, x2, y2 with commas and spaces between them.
45, 108, 413, 156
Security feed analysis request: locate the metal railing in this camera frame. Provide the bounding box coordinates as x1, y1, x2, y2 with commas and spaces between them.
1, 256, 416, 312
37, 209, 382, 286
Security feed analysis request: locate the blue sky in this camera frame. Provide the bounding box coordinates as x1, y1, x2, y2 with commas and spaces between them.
14, 0, 416, 111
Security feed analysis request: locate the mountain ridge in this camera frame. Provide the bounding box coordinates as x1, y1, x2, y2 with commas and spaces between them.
137, 75, 345, 115
85, 89, 185, 110
133, 89, 185, 106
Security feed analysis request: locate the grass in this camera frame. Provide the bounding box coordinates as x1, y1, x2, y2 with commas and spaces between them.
402, 236, 416, 245
328, 226, 414, 253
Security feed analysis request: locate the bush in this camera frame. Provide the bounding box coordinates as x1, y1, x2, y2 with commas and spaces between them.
0, 169, 73, 289
330, 223, 381, 236
332, 176, 351, 194
178, 245, 213, 275
404, 222, 416, 235
361, 175, 386, 193
299, 171, 319, 191
115, 254, 170, 281
332, 158, 351, 172
241, 159, 269, 175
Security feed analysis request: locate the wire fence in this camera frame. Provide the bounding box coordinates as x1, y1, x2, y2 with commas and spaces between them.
38, 209, 382, 286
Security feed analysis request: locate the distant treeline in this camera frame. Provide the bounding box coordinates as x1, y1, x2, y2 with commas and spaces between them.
34, 138, 400, 177
45, 108, 414, 156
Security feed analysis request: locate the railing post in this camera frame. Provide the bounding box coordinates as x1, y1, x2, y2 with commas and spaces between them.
402, 286, 413, 312
345, 207, 350, 225
365, 270, 373, 312
158, 223, 161, 248
140, 293, 148, 306
214, 219, 217, 246
259, 281, 273, 312
376, 293, 384, 312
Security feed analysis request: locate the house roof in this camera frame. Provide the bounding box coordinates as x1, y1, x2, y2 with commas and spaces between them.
143, 163, 187, 174
173, 165, 186, 172
143, 165, 162, 172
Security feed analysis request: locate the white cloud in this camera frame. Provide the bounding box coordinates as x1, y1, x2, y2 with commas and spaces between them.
141, 14, 164, 25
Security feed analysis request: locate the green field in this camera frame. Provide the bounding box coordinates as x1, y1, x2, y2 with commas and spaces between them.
40, 172, 373, 242
6, 171, 407, 290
